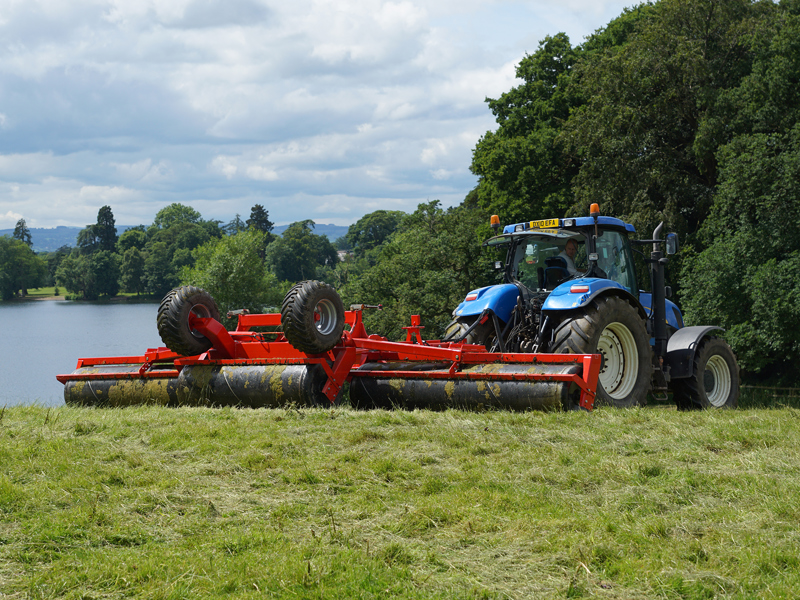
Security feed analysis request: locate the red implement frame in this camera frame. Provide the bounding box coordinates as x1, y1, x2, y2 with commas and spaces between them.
58, 309, 602, 411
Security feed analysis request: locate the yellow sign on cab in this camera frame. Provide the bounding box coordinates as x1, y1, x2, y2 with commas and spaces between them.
529, 218, 559, 229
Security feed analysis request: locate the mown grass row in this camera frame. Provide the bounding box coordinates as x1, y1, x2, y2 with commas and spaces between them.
1, 405, 800, 599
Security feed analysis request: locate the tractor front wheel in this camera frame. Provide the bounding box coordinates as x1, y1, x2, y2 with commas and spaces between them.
673, 337, 739, 410
157, 286, 221, 356
550, 295, 651, 408
281, 280, 345, 354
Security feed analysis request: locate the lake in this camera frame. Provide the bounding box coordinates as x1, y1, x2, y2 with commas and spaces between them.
0, 300, 163, 407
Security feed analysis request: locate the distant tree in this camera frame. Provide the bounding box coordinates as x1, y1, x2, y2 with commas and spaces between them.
266, 220, 338, 282
144, 241, 176, 298
55, 252, 94, 299
117, 226, 147, 253
344, 210, 405, 257
222, 214, 247, 236
91, 250, 120, 297
333, 236, 353, 251
44, 245, 72, 286
12, 219, 32, 247
341, 199, 493, 339
247, 205, 274, 236
77, 225, 99, 255
96, 206, 118, 252
119, 247, 146, 295
153, 203, 202, 230
181, 229, 286, 325
0, 236, 47, 299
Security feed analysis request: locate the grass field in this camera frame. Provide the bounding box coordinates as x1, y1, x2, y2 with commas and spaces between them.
2, 404, 800, 599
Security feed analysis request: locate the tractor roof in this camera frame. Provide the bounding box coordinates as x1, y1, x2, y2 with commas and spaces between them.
502, 215, 636, 235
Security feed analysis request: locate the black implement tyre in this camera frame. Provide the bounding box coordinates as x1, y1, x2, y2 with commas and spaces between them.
281, 280, 345, 354
157, 286, 221, 356
673, 337, 739, 410
550, 295, 651, 408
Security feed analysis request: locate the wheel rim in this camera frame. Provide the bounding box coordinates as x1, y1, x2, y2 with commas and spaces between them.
704, 354, 731, 407
189, 303, 211, 338
597, 322, 639, 400
314, 298, 338, 335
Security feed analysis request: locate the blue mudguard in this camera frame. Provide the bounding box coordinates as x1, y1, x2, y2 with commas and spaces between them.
453, 284, 519, 323
542, 278, 640, 313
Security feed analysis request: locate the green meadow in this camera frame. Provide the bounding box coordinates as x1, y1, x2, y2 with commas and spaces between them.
1, 405, 799, 599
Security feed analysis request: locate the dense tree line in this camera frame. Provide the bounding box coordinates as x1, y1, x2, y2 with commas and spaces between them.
470, 0, 800, 384
1, 0, 796, 385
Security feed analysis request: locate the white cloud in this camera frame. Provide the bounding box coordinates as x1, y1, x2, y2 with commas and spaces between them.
0, 0, 636, 228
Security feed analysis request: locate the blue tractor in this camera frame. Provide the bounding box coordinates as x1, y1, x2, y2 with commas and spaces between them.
445, 204, 739, 410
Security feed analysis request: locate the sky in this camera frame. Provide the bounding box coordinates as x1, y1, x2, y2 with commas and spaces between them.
0, 0, 636, 230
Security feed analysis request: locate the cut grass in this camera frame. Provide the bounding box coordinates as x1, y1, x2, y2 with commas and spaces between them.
1, 405, 800, 598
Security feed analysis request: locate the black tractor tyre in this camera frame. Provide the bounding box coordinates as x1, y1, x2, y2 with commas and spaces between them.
443, 317, 496, 349
673, 337, 739, 410
550, 295, 651, 408
281, 280, 345, 354
157, 286, 221, 357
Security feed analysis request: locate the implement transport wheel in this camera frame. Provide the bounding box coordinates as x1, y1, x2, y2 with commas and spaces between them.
157, 286, 221, 356
673, 337, 739, 410
551, 295, 651, 408
281, 280, 345, 354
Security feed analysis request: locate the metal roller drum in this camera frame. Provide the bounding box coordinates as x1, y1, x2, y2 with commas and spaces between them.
64, 363, 328, 408
63, 364, 180, 406
174, 363, 328, 407
349, 362, 583, 411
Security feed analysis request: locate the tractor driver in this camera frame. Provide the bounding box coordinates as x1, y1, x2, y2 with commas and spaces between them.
557, 238, 585, 276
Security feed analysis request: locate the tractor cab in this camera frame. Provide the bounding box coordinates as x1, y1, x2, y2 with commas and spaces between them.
484, 215, 640, 297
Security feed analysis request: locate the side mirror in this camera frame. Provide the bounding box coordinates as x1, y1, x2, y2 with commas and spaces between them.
666, 233, 679, 255
494, 261, 503, 271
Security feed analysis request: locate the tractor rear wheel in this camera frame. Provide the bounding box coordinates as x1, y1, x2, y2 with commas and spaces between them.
443, 317, 496, 349
157, 286, 221, 356
550, 295, 651, 408
673, 337, 739, 410
281, 280, 345, 354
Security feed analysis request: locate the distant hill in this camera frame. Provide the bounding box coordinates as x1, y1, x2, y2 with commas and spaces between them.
1, 222, 351, 253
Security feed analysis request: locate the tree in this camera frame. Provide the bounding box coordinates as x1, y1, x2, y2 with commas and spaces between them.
471, 32, 584, 225
181, 229, 286, 325
120, 247, 146, 294
77, 225, 99, 255
44, 245, 72, 286
0, 236, 47, 299
266, 220, 337, 282
92, 250, 120, 297
96, 205, 118, 252
12, 219, 32, 247
222, 214, 247, 236
117, 226, 147, 253
344, 210, 405, 257
341, 198, 493, 340
247, 204, 274, 237
55, 252, 94, 299
680, 7, 800, 384
153, 203, 202, 230
144, 241, 176, 298
565, 0, 769, 236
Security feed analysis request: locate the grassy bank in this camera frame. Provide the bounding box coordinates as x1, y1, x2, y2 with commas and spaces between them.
1, 405, 799, 599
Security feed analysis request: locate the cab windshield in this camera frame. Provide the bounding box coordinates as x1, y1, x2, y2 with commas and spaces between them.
509, 230, 585, 291
495, 228, 637, 293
